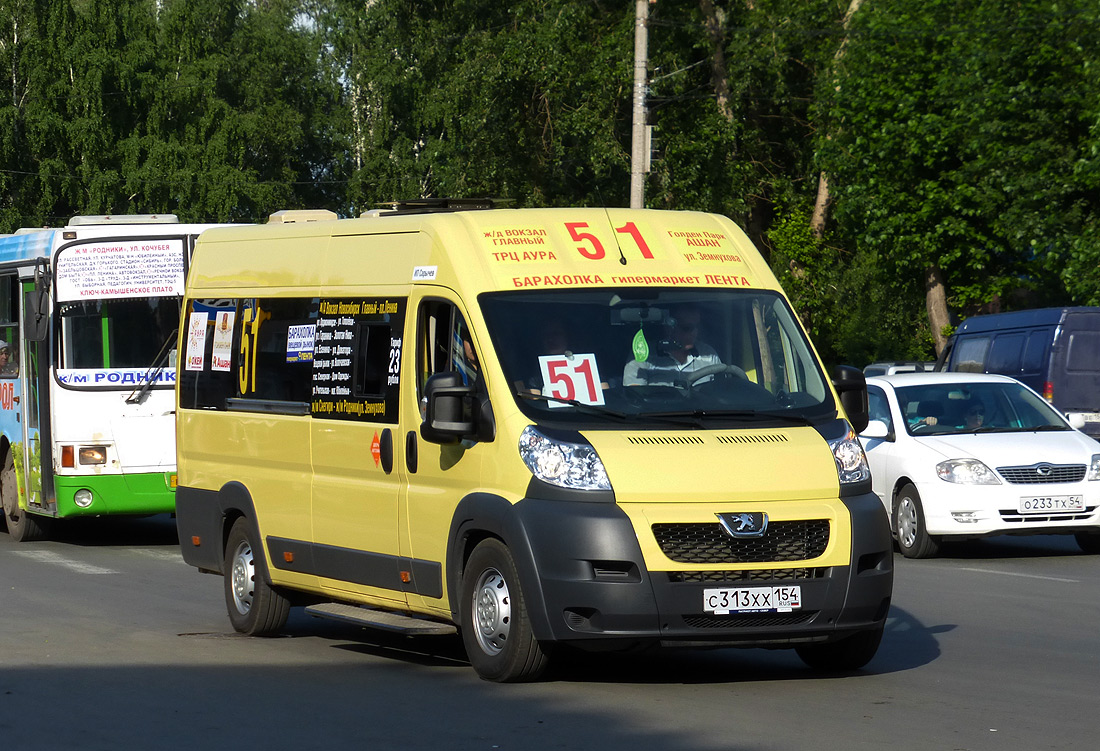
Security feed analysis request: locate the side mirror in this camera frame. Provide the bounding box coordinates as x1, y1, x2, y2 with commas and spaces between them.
26, 286, 49, 342
1067, 413, 1087, 430
861, 420, 892, 441
832, 365, 869, 433
420, 372, 486, 445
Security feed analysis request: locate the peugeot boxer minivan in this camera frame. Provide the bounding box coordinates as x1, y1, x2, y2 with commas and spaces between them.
175, 201, 893, 681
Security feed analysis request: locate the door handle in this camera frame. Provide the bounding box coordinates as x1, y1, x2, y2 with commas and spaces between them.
405, 430, 418, 474
379, 428, 394, 474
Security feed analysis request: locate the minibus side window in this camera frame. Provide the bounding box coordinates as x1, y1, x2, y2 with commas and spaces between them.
987, 333, 1024, 375
353, 322, 392, 397
246, 298, 315, 402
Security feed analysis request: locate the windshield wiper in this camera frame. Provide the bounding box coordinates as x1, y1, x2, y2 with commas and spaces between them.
516, 392, 636, 421
126, 328, 178, 405
645, 409, 815, 426
1028, 424, 1070, 432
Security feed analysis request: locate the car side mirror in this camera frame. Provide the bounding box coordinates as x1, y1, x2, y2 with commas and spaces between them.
861, 420, 892, 441
419, 372, 495, 445
1067, 413, 1087, 430
832, 365, 869, 433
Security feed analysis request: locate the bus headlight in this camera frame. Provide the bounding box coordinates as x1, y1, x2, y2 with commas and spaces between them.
79, 446, 108, 465
519, 426, 611, 491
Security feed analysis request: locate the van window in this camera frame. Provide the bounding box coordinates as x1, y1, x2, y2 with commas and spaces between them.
1066, 331, 1100, 372
953, 336, 990, 373
479, 288, 834, 426
1021, 331, 1048, 375
241, 298, 316, 402
987, 333, 1023, 375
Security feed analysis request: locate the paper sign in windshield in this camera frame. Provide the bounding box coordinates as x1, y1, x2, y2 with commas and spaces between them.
211, 311, 235, 372
55, 239, 186, 302
185, 311, 208, 371
538, 353, 605, 408
286, 324, 316, 363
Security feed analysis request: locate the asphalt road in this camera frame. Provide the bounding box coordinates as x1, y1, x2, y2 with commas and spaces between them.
1, 516, 1097, 751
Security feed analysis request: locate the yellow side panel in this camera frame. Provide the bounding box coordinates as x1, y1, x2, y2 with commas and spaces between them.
177, 410, 316, 590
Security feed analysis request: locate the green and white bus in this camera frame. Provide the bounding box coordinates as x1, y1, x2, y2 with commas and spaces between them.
0, 215, 233, 541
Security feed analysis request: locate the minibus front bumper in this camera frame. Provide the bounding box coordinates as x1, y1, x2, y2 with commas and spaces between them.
505, 491, 893, 650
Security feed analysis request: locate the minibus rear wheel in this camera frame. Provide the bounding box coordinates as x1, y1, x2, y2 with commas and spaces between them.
223, 517, 290, 636
460, 538, 550, 682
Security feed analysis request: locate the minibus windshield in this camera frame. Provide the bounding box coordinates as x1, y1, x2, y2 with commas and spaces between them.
480, 288, 836, 427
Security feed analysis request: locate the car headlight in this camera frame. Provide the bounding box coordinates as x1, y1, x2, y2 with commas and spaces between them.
519, 426, 611, 491
828, 427, 870, 485
1088, 454, 1100, 481
936, 459, 1001, 485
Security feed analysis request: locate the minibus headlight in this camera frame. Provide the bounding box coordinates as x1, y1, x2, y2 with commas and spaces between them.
936, 458, 1001, 485
828, 427, 870, 485
1088, 455, 1100, 481
519, 426, 612, 491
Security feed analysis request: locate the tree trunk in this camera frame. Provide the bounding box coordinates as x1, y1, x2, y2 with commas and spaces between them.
698, 0, 734, 125
925, 264, 951, 355
810, 0, 864, 239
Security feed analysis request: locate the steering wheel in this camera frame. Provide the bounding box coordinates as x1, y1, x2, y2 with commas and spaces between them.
685, 363, 749, 386
910, 420, 934, 434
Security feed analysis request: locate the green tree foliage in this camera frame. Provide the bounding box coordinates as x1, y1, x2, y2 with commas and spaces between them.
3, 1, 1100, 363
817, 0, 1100, 319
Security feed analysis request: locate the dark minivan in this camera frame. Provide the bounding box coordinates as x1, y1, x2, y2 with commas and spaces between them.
937, 307, 1100, 439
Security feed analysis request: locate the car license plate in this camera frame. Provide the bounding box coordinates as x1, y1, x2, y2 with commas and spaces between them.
1082, 413, 1100, 423
1018, 495, 1084, 514
703, 586, 802, 614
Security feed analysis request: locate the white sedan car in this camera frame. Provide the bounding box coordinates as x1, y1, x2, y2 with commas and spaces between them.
859, 373, 1100, 558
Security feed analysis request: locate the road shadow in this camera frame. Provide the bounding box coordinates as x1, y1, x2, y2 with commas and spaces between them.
932, 533, 1088, 560
304, 603, 948, 685
40, 512, 180, 547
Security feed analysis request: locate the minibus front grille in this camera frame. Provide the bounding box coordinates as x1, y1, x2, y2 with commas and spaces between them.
652, 520, 830, 564
996, 463, 1086, 484
667, 567, 828, 583
681, 611, 818, 629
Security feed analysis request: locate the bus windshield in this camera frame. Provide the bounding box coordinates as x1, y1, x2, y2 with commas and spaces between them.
59, 297, 179, 371
479, 288, 836, 427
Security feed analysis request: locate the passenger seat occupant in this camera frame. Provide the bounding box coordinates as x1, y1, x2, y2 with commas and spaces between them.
623, 303, 722, 386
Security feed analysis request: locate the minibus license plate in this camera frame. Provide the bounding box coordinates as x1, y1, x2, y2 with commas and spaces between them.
703, 586, 801, 614
1018, 495, 1084, 513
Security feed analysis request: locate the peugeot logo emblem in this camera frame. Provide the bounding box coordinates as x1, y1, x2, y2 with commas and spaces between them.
717, 512, 769, 539
1035, 464, 1053, 478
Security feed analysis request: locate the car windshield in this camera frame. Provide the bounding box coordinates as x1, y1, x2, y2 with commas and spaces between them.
479, 288, 836, 427
897, 380, 1069, 436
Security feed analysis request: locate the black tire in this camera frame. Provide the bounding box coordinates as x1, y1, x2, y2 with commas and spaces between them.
894, 483, 940, 559
796, 625, 884, 671
223, 517, 290, 636
1075, 531, 1100, 554
1, 450, 48, 543
460, 538, 550, 682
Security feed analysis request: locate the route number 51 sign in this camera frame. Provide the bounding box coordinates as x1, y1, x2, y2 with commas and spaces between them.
538, 354, 606, 408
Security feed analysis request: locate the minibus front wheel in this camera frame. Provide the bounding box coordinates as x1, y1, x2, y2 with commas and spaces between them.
460, 538, 550, 682
223, 517, 290, 636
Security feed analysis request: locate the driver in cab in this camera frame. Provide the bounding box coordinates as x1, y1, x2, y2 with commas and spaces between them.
623, 304, 724, 387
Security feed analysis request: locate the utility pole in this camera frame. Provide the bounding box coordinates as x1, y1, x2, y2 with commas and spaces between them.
629, 0, 650, 209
